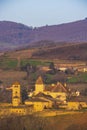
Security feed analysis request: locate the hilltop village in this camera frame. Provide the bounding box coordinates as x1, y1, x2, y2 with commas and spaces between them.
0, 76, 87, 118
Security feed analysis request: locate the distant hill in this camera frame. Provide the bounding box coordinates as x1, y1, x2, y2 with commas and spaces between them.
3, 42, 87, 61
0, 21, 34, 51
32, 42, 87, 61
0, 18, 87, 51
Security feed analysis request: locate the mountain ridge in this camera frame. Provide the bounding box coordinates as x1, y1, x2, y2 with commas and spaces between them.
0, 18, 87, 51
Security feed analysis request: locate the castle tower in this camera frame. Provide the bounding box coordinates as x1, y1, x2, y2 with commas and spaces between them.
35, 76, 44, 94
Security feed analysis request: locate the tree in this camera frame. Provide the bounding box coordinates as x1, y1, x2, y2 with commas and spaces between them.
21, 88, 28, 103
25, 63, 31, 78
49, 62, 55, 70
48, 62, 57, 74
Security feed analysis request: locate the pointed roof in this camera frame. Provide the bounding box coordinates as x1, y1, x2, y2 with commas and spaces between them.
36, 76, 44, 85
13, 82, 20, 86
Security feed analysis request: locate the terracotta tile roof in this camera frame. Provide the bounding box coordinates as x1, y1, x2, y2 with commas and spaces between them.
46, 82, 68, 93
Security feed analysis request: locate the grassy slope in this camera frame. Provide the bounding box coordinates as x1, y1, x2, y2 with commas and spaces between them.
32, 42, 87, 61
0, 42, 87, 86
0, 112, 87, 130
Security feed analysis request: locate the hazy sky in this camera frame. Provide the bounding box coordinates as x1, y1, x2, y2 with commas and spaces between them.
0, 0, 87, 27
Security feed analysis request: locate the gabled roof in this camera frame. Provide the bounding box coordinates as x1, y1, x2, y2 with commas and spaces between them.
49, 82, 68, 93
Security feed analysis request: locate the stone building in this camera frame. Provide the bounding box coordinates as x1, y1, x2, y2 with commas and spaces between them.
35, 76, 45, 94
6, 82, 21, 106
34, 76, 68, 102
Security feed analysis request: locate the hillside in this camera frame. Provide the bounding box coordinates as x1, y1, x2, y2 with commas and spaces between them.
1, 112, 87, 130
2, 42, 87, 61
32, 42, 87, 61
0, 21, 34, 51
0, 18, 87, 51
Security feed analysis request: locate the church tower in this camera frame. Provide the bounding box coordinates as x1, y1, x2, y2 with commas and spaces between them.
12, 82, 21, 106
35, 76, 44, 94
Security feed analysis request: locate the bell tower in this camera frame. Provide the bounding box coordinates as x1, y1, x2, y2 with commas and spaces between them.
35, 76, 44, 94
6, 82, 21, 106
12, 82, 21, 106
